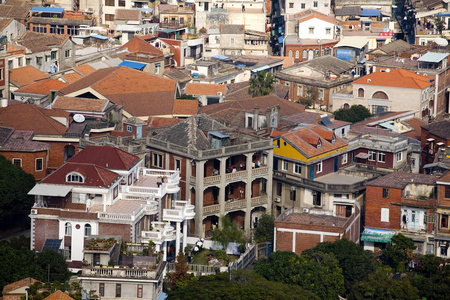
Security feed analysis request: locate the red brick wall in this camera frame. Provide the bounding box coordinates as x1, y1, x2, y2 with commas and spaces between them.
98, 223, 132, 241
0, 58, 5, 88
46, 141, 80, 171
285, 42, 338, 63
33, 218, 59, 251
1, 150, 48, 180
354, 148, 394, 168
365, 185, 402, 230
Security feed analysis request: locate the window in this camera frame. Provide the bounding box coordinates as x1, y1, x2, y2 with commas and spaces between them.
64, 246, 71, 260
301, 3, 305, 8
294, 163, 301, 174
113, 185, 119, 199
26, 58, 31, 65
297, 85, 303, 96
105, 14, 115, 22
65, 50, 71, 58
317, 139, 322, 149
152, 153, 163, 168
175, 159, 181, 171
342, 153, 348, 164
119, 0, 125, 6
358, 88, 364, 98
290, 187, 296, 201
137, 284, 143, 298
378, 152, 386, 163
276, 182, 282, 196
382, 188, 389, 199
316, 161, 322, 173
51, 51, 57, 60
313, 1, 318, 7
13, 158, 22, 167
288, 50, 292, 57
65, 222, 72, 235
99, 283, 105, 297
155, 63, 161, 74
127, 125, 132, 132
315, 49, 319, 57
36, 57, 43, 65
381, 208, 390, 222
289, 2, 294, 8
313, 193, 321, 206
368, 151, 376, 161
326, 48, 330, 55
318, 89, 324, 100
105, 0, 114, 6
18, 57, 23, 66
302, 50, 307, 59
180, 17, 184, 24
309, 27, 314, 34
441, 215, 449, 228
295, 50, 299, 59
84, 224, 92, 236
445, 186, 450, 198
66, 172, 84, 183
326, 28, 331, 35
282, 160, 288, 171
116, 284, 121, 297
396, 152, 402, 162
230, 37, 235, 45
35, 158, 43, 171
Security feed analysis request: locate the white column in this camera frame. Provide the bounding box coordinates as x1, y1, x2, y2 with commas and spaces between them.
244, 153, 253, 236
219, 157, 227, 216
176, 221, 181, 257
182, 219, 187, 252
162, 241, 167, 262
266, 149, 274, 214
195, 161, 205, 237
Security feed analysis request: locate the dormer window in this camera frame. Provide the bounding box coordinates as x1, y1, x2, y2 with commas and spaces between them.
317, 139, 322, 149
66, 172, 84, 183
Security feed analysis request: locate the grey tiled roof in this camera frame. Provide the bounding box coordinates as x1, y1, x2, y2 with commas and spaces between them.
367, 172, 437, 189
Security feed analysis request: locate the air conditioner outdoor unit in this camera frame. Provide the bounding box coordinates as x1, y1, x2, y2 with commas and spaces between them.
303, 208, 310, 213
217, 92, 222, 96
31, 209, 38, 215
275, 197, 281, 203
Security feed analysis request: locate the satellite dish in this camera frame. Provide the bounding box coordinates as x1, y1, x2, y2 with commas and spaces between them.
73, 114, 85, 123
434, 37, 448, 47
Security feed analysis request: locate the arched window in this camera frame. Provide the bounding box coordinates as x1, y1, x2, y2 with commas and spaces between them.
84, 224, 92, 236
295, 50, 300, 59
372, 91, 389, 100
321, 48, 324, 56
65, 222, 72, 236
343, 103, 350, 110
315, 49, 320, 57
66, 172, 84, 183
326, 48, 330, 55
302, 50, 307, 59
358, 88, 365, 98
288, 50, 293, 57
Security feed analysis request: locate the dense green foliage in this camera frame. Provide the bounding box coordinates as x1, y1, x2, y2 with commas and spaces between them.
0, 236, 71, 294
177, 93, 197, 99
166, 269, 320, 300
0, 155, 35, 222
333, 105, 372, 123
296, 86, 319, 108
24, 282, 82, 300
381, 233, 416, 272
212, 216, 246, 251
248, 71, 275, 97
254, 213, 274, 243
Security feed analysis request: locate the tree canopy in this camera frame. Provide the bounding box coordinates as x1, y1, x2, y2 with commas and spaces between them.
333, 105, 371, 123
254, 213, 274, 243
248, 71, 275, 97
212, 216, 246, 251
382, 233, 416, 272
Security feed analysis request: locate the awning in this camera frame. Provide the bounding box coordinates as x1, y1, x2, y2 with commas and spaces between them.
158, 29, 175, 34
134, 8, 153, 13
30, 6, 64, 14
418, 52, 449, 63
355, 152, 370, 159
119, 61, 146, 70
251, 65, 271, 72
379, 121, 399, 131
28, 184, 72, 197
435, 235, 450, 241
361, 228, 395, 243
90, 34, 108, 40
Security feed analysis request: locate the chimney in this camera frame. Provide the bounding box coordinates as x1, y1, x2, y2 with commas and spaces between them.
0, 98, 7, 108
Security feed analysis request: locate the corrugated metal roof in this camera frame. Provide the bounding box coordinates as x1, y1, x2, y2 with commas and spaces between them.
212, 55, 229, 60
118, 61, 146, 70
418, 52, 449, 63
335, 37, 369, 49
251, 65, 271, 72
30, 6, 64, 14
361, 8, 380, 17
91, 34, 108, 40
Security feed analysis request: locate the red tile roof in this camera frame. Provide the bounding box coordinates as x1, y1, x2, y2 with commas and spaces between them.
0, 104, 69, 135
295, 9, 338, 25
2, 278, 39, 295
9, 66, 49, 88
52, 97, 108, 113
44, 290, 78, 300
402, 117, 425, 140
147, 116, 183, 128
108, 91, 176, 117
0, 127, 50, 151
61, 72, 83, 84
119, 37, 163, 56
185, 83, 227, 96
68, 145, 140, 170
41, 162, 120, 187
74, 64, 96, 76
15, 79, 68, 95
173, 99, 198, 115
353, 69, 432, 89
367, 172, 437, 189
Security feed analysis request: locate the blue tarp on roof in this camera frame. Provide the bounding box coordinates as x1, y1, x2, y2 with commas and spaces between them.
361, 8, 380, 17
158, 29, 175, 34
30, 6, 64, 14
119, 61, 146, 70
212, 55, 229, 60
91, 34, 108, 40
236, 64, 246, 68
251, 65, 271, 72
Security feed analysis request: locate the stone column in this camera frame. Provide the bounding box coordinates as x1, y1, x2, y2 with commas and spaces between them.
175, 221, 181, 257
266, 149, 274, 215
195, 160, 205, 237
182, 219, 187, 252
219, 157, 227, 218
244, 153, 253, 236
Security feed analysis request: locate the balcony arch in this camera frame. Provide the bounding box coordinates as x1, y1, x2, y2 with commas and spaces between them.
372, 91, 389, 100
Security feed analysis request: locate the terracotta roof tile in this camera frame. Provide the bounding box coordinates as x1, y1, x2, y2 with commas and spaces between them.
9, 66, 49, 88
44, 290, 78, 300
147, 116, 183, 128
108, 91, 175, 117
0, 17, 12, 31
185, 83, 227, 96
15, 79, 68, 95
279, 212, 347, 227
294, 9, 338, 25
115, 9, 141, 20
119, 37, 163, 56
61, 72, 83, 84
18, 31, 69, 53
0, 127, 50, 151
52, 97, 108, 113
2, 278, 39, 295
74, 64, 96, 76
173, 99, 198, 115
402, 117, 425, 140
68, 145, 140, 170
0, 104, 69, 135
353, 69, 432, 89
367, 172, 437, 189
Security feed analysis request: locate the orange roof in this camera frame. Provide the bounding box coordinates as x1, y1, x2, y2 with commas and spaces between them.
173, 99, 198, 115
280, 125, 347, 158
9, 66, 49, 88
185, 83, 227, 96
52, 97, 108, 113
119, 37, 164, 56
2, 278, 39, 295
61, 72, 83, 84
44, 290, 77, 300
74, 64, 96, 76
269, 55, 294, 68
295, 9, 337, 25
147, 116, 183, 128
353, 69, 432, 89
15, 79, 68, 95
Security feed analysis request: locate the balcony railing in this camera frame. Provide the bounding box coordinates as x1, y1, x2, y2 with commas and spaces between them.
200, 166, 270, 186
81, 261, 165, 280
203, 195, 268, 216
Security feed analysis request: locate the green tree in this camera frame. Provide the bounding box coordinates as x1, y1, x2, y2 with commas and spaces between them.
382, 233, 416, 272
35, 249, 71, 283
348, 266, 420, 300
0, 155, 35, 222
168, 251, 191, 290
297, 86, 319, 108
306, 239, 375, 295
248, 71, 275, 97
212, 215, 246, 251
333, 105, 372, 123
254, 213, 274, 243
166, 269, 320, 300
177, 94, 197, 100
409, 264, 450, 300
254, 251, 299, 283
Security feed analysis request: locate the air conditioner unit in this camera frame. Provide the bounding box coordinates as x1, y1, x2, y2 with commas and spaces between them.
31, 209, 38, 215
275, 197, 281, 203
217, 92, 222, 96
303, 208, 309, 213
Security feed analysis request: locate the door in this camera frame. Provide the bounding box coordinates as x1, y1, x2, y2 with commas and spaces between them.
308, 50, 313, 60
309, 166, 314, 180
204, 1, 209, 11
334, 157, 338, 172
136, 125, 142, 139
